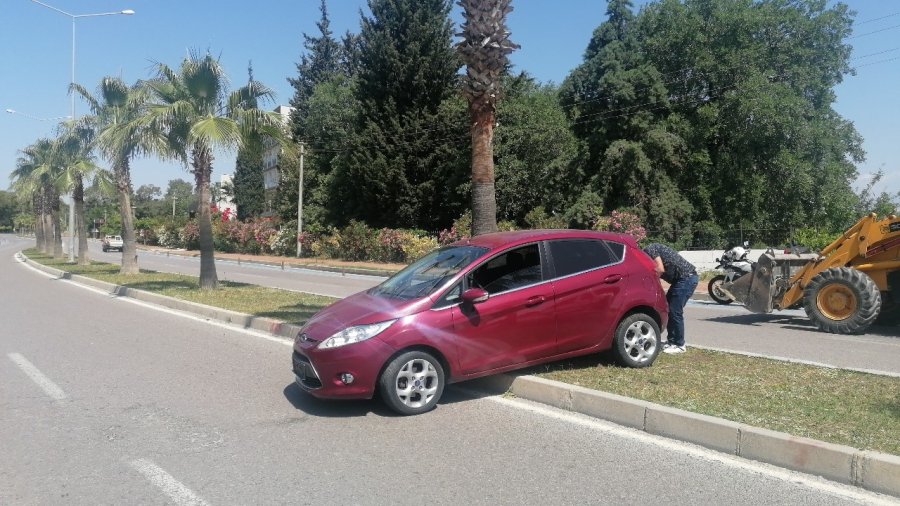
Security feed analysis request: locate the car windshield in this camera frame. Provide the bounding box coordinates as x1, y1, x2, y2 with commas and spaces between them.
370, 245, 488, 300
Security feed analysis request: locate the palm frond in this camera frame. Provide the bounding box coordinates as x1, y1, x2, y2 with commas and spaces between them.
189, 116, 242, 152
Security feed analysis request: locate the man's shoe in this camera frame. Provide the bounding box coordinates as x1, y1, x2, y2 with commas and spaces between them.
663, 345, 686, 354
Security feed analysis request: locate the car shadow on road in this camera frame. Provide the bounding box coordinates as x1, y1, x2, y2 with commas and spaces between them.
282, 381, 501, 418
705, 312, 900, 337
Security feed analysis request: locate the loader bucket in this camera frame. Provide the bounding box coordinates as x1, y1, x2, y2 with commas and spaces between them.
721, 253, 776, 313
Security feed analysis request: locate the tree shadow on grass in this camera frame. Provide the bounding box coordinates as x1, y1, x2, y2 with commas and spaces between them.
883, 399, 900, 420
117, 279, 198, 291
257, 303, 328, 325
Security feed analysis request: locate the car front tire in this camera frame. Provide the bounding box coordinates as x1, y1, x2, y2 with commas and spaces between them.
379, 350, 445, 416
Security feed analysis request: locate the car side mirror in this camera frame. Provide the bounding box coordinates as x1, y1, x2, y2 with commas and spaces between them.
715, 257, 720, 262
461, 288, 489, 305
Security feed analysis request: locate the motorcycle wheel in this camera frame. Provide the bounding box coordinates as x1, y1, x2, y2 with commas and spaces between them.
708, 275, 734, 305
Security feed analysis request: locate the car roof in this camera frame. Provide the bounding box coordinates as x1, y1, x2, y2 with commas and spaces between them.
450, 229, 638, 252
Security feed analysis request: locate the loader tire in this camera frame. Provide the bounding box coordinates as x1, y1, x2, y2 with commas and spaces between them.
803, 267, 881, 334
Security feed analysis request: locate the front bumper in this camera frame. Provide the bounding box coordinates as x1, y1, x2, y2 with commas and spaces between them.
292, 337, 397, 400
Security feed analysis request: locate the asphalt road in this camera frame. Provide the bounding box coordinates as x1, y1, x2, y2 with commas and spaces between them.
79, 237, 900, 376
2, 234, 894, 505
86, 238, 384, 298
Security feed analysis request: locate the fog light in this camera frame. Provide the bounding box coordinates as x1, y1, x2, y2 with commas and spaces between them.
340, 373, 355, 385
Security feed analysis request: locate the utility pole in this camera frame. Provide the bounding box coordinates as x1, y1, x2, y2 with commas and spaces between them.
296, 142, 305, 257
172, 195, 177, 219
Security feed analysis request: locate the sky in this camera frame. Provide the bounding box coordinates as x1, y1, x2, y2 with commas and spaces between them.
2, 0, 898, 199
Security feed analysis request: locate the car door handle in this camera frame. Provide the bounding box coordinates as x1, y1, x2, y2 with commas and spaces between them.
603, 274, 623, 284
525, 295, 546, 307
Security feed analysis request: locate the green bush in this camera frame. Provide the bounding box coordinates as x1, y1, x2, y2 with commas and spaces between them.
398, 231, 438, 262
311, 228, 342, 259
270, 226, 300, 257
338, 220, 377, 261
373, 228, 406, 262
155, 223, 184, 249
792, 227, 841, 252
524, 206, 567, 229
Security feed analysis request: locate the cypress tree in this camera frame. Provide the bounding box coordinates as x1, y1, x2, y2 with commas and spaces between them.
287, 0, 345, 142
232, 62, 265, 220
332, 0, 467, 230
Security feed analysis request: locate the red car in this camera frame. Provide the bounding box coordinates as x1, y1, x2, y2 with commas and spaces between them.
292, 229, 669, 415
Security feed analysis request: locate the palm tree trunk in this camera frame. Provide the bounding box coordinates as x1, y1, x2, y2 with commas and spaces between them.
116, 159, 139, 275
470, 102, 498, 236
74, 175, 89, 266
34, 193, 46, 252
193, 147, 218, 290
41, 185, 54, 255
50, 191, 63, 258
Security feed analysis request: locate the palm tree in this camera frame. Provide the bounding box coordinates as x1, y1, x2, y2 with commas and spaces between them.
141, 51, 287, 289
12, 140, 63, 256
457, 0, 519, 236
9, 147, 44, 251
71, 78, 150, 274
54, 120, 103, 265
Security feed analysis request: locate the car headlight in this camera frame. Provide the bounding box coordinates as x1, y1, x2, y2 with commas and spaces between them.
318, 319, 397, 349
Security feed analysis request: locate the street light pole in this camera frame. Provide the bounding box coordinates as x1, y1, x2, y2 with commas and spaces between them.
5, 108, 69, 122
296, 142, 305, 257
31, 0, 134, 262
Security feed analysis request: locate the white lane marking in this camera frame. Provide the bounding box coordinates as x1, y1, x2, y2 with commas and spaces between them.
461, 390, 897, 506
7, 353, 67, 401
690, 344, 900, 378
130, 459, 208, 506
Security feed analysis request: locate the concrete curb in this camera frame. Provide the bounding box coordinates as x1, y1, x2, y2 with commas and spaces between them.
18, 253, 303, 340
473, 374, 900, 498
16, 252, 899, 498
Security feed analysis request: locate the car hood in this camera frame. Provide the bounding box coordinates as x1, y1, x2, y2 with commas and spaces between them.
301, 290, 431, 342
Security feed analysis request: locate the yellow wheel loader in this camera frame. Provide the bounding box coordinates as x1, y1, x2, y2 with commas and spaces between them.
721, 213, 900, 334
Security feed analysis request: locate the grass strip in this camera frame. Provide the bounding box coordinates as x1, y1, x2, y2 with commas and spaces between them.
535, 351, 900, 455
24, 249, 336, 325
23, 250, 899, 455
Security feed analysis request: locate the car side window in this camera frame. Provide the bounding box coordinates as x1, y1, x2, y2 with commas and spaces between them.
549, 239, 615, 278
467, 244, 542, 295
433, 282, 462, 309
605, 240, 625, 262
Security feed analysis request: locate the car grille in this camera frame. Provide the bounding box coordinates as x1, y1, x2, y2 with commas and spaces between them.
292, 351, 322, 389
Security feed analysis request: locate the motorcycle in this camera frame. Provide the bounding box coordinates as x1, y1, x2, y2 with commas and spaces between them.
708, 243, 753, 305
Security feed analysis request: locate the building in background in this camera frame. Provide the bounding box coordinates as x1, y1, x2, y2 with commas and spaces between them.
215, 174, 237, 217
262, 105, 294, 214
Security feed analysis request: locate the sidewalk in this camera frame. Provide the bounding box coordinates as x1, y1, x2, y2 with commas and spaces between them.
18, 250, 900, 499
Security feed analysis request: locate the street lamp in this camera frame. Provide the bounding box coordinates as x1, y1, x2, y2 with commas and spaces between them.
31, 0, 134, 262
5, 108, 70, 121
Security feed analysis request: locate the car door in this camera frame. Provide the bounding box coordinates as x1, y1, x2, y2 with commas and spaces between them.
548, 238, 627, 354
449, 243, 558, 375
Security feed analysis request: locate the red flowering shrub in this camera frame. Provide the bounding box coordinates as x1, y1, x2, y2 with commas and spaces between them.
595, 210, 647, 243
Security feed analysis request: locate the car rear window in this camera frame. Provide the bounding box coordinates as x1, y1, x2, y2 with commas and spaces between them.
548, 239, 615, 278
604, 240, 625, 262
